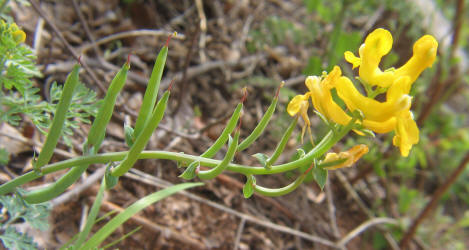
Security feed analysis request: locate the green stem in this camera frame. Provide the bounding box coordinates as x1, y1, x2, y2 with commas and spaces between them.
265, 118, 297, 167
1, 118, 356, 195
253, 164, 313, 197
237, 98, 277, 151
75, 177, 106, 247
23, 164, 88, 204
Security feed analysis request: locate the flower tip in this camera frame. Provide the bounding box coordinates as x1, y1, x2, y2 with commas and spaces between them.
365, 28, 393, 56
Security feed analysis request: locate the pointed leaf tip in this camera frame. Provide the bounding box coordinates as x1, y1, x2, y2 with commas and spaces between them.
165, 32, 177, 47
241, 87, 248, 103
275, 81, 285, 98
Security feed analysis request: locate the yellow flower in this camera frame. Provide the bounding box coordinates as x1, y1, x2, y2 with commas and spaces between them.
393, 35, 438, 86
12, 29, 26, 44
335, 75, 411, 122
307, 66, 352, 125
344, 28, 395, 87
0, 21, 27, 44
393, 111, 419, 157
322, 144, 369, 170
344, 28, 438, 88
287, 94, 312, 143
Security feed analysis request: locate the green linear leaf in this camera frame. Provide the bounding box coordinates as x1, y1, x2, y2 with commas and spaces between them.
79, 182, 203, 249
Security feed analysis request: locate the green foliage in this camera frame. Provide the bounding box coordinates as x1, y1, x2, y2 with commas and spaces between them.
246, 16, 315, 52
0, 194, 50, 249
0, 21, 99, 147
0, 148, 8, 165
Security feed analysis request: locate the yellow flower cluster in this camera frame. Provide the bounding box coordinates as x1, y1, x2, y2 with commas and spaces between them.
0, 20, 26, 44
288, 28, 438, 157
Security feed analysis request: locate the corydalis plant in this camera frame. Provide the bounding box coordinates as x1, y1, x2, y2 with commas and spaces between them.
0, 29, 438, 215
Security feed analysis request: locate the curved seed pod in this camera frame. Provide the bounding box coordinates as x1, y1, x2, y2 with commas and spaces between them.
198, 130, 239, 180
112, 90, 170, 176
265, 118, 297, 168
237, 98, 277, 151
34, 64, 80, 171
200, 103, 242, 158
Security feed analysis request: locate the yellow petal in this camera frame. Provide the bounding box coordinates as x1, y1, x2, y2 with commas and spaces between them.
386, 76, 412, 101
394, 35, 438, 85
13, 30, 26, 44
362, 117, 396, 133
358, 28, 396, 87
287, 94, 311, 143
323, 144, 369, 170
364, 28, 393, 57
287, 95, 307, 116
305, 76, 320, 92
393, 111, 419, 157
335, 76, 411, 122
309, 67, 352, 125
344, 51, 361, 69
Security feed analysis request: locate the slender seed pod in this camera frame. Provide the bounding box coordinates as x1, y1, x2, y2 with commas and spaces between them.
85, 61, 130, 152
133, 34, 174, 139
34, 64, 80, 171
237, 96, 278, 152
23, 62, 129, 204
200, 103, 242, 158
112, 90, 170, 176
198, 130, 239, 180
265, 118, 297, 167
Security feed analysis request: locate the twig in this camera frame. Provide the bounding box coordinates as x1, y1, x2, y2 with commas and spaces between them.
172, 22, 200, 115
124, 169, 338, 248
195, 0, 207, 63
325, 174, 341, 239
416, 0, 464, 126
233, 218, 246, 250
284, 75, 305, 87
71, 0, 103, 59
0, 131, 76, 159
97, 199, 205, 249
335, 171, 400, 250
337, 217, 398, 248
78, 29, 185, 54
33, 17, 45, 54
28, 0, 106, 93
160, 51, 267, 90
399, 152, 469, 248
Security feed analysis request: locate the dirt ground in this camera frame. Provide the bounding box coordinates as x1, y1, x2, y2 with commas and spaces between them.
4, 0, 460, 249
